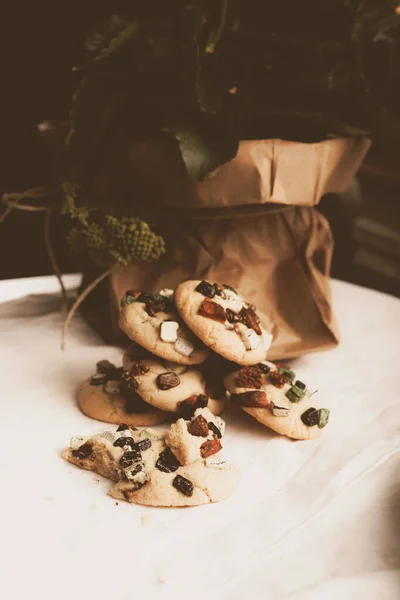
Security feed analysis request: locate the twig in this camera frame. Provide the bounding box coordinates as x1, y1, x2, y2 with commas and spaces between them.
206, 0, 228, 53
44, 210, 68, 311
0, 206, 12, 225
61, 268, 112, 350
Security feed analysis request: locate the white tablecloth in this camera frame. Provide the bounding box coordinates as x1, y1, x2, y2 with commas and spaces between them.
1, 275, 399, 600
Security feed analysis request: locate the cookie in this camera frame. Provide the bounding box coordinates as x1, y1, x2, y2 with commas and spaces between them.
123, 354, 226, 416
174, 280, 273, 365
119, 289, 208, 365
77, 362, 169, 427
63, 424, 240, 507
224, 361, 330, 440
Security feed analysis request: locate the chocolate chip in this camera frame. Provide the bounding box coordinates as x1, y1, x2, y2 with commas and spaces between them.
96, 360, 116, 374
113, 436, 135, 448
256, 363, 270, 375
208, 422, 222, 438
301, 407, 320, 427
213, 283, 226, 296
119, 450, 141, 468
156, 372, 180, 390
116, 424, 129, 431
239, 307, 262, 335
72, 443, 93, 460
138, 293, 170, 317
172, 474, 194, 497
90, 374, 107, 386
155, 448, 181, 473
196, 395, 209, 408
187, 415, 209, 437
121, 370, 139, 392
133, 438, 152, 452
122, 481, 146, 499
128, 463, 144, 477
195, 281, 216, 298
226, 308, 241, 324
230, 390, 269, 408
200, 437, 222, 459
178, 396, 198, 419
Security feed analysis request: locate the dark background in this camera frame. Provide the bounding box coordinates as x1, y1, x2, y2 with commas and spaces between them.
1, 3, 399, 296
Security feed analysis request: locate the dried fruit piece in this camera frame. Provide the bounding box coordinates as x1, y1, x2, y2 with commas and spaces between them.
239, 307, 262, 335
301, 407, 320, 427
119, 450, 141, 468
268, 370, 288, 388
200, 437, 222, 459
113, 436, 135, 448
286, 384, 307, 403
121, 290, 140, 307
236, 365, 263, 389
156, 372, 180, 390
195, 280, 216, 298
278, 368, 296, 383
155, 448, 181, 473
318, 408, 330, 429
72, 443, 93, 460
226, 308, 241, 324
172, 474, 194, 496
198, 298, 226, 323
208, 422, 222, 438
187, 415, 209, 437
295, 380, 306, 390
230, 390, 269, 408
130, 361, 149, 376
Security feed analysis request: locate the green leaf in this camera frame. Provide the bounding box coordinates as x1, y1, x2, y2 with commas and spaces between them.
167, 114, 239, 181
81, 15, 141, 67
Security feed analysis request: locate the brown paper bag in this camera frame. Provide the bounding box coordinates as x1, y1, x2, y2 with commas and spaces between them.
80, 137, 370, 359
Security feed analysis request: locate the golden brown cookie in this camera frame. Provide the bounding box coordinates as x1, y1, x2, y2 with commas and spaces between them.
175, 280, 273, 365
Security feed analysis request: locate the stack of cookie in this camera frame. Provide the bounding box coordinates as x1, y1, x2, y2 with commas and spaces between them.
77, 280, 329, 441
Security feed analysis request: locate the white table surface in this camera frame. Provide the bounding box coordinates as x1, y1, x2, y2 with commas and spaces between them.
1, 275, 400, 600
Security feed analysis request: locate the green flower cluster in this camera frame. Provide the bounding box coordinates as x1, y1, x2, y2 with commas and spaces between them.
62, 183, 165, 267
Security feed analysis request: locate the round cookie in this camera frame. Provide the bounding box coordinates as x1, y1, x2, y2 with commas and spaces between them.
174, 280, 273, 366
119, 290, 208, 365
77, 378, 169, 427
123, 354, 226, 415
224, 361, 329, 440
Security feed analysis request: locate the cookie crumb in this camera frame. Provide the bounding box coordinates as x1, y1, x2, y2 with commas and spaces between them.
115, 502, 119, 506
157, 576, 165, 585
45, 496, 55, 502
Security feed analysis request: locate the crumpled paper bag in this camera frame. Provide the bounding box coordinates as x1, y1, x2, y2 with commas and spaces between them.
79, 136, 370, 359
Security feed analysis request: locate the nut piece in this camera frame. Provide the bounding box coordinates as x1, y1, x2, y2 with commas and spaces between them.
156, 372, 181, 390
268, 370, 289, 388
160, 321, 179, 343
130, 361, 150, 376
230, 390, 269, 408
239, 307, 262, 335
236, 366, 263, 389
187, 415, 209, 437
200, 437, 222, 459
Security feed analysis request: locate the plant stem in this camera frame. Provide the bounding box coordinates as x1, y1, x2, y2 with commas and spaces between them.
44, 210, 68, 311
205, 0, 228, 53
